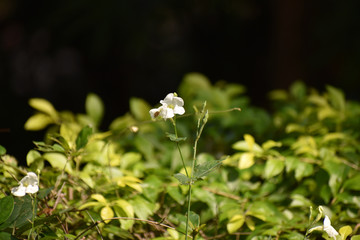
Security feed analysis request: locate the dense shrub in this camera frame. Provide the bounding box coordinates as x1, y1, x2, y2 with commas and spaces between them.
1, 73, 360, 239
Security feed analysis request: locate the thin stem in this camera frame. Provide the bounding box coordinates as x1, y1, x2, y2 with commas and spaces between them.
28, 194, 37, 239
172, 117, 189, 177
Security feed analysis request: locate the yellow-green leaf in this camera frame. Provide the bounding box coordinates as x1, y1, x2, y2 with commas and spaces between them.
227, 214, 245, 234
130, 97, 151, 121
114, 199, 134, 218
43, 153, 73, 174
238, 152, 255, 169
26, 150, 42, 166
91, 194, 108, 204
245, 217, 255, 231
29, 98, 58, 119
101, 206, 114, 223
339, 225, 352, 240
79, 172, 94, 188
86, 93, 104, 126
78, 201, 101, 210
262, 140, 282, 151
244, 134, 255, 150
24, 113, 54, 131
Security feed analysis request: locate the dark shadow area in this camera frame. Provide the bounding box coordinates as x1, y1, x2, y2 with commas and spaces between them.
1, 0, 360, 161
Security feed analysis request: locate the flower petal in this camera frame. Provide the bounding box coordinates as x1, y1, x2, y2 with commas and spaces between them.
26, 185, 39, 194
323, 215, 339, 240
174, 106, 185, 115
160, 107, 174, 119
149, 108, 160, 119
11, 185, 26, 197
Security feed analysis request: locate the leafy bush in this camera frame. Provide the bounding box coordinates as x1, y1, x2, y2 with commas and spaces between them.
1, 73, 360, 239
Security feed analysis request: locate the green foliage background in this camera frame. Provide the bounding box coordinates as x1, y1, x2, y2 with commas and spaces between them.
1, 73, 360, 239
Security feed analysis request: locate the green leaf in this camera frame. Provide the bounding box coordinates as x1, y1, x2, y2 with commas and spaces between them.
343, 175, 360, 191
24, 113, 54, 131
37, 187, 54, 200
0, 145, 6, 155
75, 126, 93, 150
43, 153, 73, 174
130, 97, 151, 121
167, 185, 185, 204
165, 132, 187, 142
189, 211, 200, 230
351, 236, 360, 240
227, 214, 245, 234
0, 195, 34, 230
26, 150, 42, 166
28, 98, 58, 120
295, 161, 314, 181
174, 173, 191, 185
129, 196, 155, 220
339, 225, 352, 240
86, 93, 104, 126
238, 152, 255, 169
193, 160, 222, 180
0, 232, 14, 240
100, 206, 114, 223
0, 196, 14, 225
263, 158, 285, 179
326, 85, 345, 112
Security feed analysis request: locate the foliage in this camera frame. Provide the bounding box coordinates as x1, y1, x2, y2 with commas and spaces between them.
1, 73, 360, 239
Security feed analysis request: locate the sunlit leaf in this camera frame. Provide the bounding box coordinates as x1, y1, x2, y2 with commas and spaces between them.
227, 214, 245, 234
130, 97, 151, 121
86, 93, 104, 126
100, 206, 114, 224
91, 194, 108, 204
326, 85, 345, 112
238, 152, 255, 169
24, 113, 54, 131
43, 153, 73, 174
263, 158, 285, 179
29, 98, 58, 120
26, 150, 42, 166
339, 225, 352, 240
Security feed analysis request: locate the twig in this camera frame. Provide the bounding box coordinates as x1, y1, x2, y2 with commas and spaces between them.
202, 186, 241, 201
74, 216, 192, 240
86, 211, 103, 240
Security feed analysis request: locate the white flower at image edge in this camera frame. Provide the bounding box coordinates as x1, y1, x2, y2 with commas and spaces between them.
323, 215, 339, 240
11, 172, 39, 197
149, 93, 185, 120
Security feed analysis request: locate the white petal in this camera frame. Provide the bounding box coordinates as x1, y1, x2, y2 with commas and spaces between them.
149, 108, 160, 119
174, 106, 185, 115
11, 185, 26, 197
173, 96, 184, 107
26, 185, 39, 194
160, 108, 174, 119
323, 215, 339, 240
161, 93, 174, 105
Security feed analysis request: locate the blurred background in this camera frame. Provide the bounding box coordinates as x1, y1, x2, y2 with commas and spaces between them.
1, 0, 360, 160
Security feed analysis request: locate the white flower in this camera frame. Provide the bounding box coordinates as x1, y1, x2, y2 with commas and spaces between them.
149, 93, 185, 120
11, 172, 39, 197
323, 215, 339, 240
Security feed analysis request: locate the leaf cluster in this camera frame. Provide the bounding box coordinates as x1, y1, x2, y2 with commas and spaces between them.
0, 74, 360, 239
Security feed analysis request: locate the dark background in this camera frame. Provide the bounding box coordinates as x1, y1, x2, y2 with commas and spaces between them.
1, 0, 360, 160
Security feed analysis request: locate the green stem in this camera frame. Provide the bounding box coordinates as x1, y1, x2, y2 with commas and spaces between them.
172, 117, 189, 178
28, 194, 37, 239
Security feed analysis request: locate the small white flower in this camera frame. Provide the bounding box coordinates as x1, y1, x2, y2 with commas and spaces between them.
323, 215, 339, 240
149, 93, 185, 120
11, 172, 39, 197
